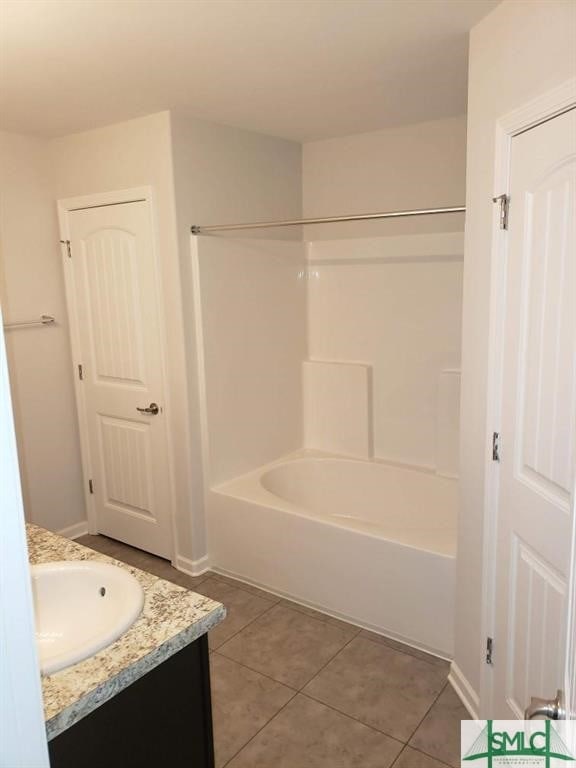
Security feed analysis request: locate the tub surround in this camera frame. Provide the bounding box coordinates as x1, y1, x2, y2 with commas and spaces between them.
27, 524, 225, 740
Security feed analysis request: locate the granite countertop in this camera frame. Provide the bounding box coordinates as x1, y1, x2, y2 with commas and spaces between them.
27, 524, 225, 740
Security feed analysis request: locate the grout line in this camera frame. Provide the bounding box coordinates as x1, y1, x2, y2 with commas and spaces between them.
211, 588, 360, 657
389, 744, 411, 768
211, 651, 299, 693
209, 572, 383, 639
300, 653, 450, 747
215, 606, 358, 691
296, 632, 359, 691
279, 600, 363, 636
399, 744, 455, 768
276, 603, 362, 640
210, 599, 280, 653
405, 680, 448, 744
300, 687, 410, 744
210, 573, 283, 604
357, 631, 450, 670
298, 690, 405, 748
220, 689, 300, 767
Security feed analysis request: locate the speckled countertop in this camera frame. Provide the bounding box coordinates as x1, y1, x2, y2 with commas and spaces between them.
27, 524, 225, 741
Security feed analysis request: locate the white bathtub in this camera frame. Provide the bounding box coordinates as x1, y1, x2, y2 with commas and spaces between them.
208, 452, 457, 657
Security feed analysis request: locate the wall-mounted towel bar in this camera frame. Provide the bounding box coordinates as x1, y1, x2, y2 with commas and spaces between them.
3, 314, 56, 330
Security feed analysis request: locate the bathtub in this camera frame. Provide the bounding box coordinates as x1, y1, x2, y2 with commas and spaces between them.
207, 452, 457, 657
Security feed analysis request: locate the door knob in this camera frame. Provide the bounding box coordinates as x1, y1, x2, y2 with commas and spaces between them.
136, 402, 160, 415
525, 689, 565, 720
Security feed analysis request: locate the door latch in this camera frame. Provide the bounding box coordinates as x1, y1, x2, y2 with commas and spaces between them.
525, 689, 565, 720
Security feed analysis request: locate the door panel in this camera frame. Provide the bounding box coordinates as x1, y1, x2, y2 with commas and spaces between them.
68, 200, 173, 558
84, 229, 146, 386
493, 109, 575, 718
519, 159, 575, 503
508, 537, 566, 716
99, 416, 154, 519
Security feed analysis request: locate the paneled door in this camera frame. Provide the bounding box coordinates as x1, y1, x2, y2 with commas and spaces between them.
64, 197, 173, 558
493, 108, 575, 718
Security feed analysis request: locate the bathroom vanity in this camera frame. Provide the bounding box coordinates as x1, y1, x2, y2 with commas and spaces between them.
27, 525, 225, 768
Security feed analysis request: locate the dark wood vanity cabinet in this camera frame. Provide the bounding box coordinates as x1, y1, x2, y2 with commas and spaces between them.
48, 635, 215, 768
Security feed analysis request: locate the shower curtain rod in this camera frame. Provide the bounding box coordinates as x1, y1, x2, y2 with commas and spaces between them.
190, 205, 465, 234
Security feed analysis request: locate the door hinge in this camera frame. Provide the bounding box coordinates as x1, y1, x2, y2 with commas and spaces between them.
492, 194, 510, 230
88, 479, 94, 495
486, 637, 494, 665
78, 364, 84, 381
60, 239, 72, 258
492, 431, 500, 462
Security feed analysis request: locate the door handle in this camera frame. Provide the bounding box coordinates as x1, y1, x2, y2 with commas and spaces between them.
136, 402, 160, 415
525, 689, 565, 720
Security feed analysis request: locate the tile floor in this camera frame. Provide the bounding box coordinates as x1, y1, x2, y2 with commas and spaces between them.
77, 534, 468, 768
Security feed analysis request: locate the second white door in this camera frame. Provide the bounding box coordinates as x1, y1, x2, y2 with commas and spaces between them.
64, 198, 173, 558
492, 109, 576, 718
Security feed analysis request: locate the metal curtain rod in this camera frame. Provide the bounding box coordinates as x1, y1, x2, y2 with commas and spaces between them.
190, 205, 466, 234
3, 314, 56, 330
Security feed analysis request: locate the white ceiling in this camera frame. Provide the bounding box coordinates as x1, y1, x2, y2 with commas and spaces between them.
0, 0, 499, 142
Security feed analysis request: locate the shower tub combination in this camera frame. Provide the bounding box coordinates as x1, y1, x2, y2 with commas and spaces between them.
208, 452, 457, 657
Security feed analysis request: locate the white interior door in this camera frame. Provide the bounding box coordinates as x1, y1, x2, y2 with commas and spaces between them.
492, 108, 576, 718
66, 199, 173, 558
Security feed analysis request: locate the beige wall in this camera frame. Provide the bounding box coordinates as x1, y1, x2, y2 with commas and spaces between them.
170, 113, 303, 494
0, 130, 85, 534
456, 0, 576, 705
302, 115, 467, 239
170, 113, 302, 234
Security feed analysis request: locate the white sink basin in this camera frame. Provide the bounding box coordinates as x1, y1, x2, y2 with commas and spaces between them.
31, 560, 144, 675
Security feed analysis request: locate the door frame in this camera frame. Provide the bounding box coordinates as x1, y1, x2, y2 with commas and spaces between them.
57, 186, 177, 561
479, 79, 576, 717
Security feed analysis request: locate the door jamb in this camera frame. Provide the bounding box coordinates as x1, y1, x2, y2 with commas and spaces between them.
57, 187, 178, 562
479, 79, 576, 717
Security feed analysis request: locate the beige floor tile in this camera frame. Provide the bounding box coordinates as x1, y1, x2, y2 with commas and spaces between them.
210, 653, 295, 768
197, 578, 276, 649
227, 694, 402, 768
278, 599, 362, 639
303, 635, 447, 741
393, 746, 452, 768
211, 573, 283, 603
359, 629, 450, 670
218, 604, 353, 689
409, 685, 468, 768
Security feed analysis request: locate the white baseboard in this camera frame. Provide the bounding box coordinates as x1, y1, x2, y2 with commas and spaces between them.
449, 661, 480, 719
57, 521, 89, 540
174, 553, 211, 577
